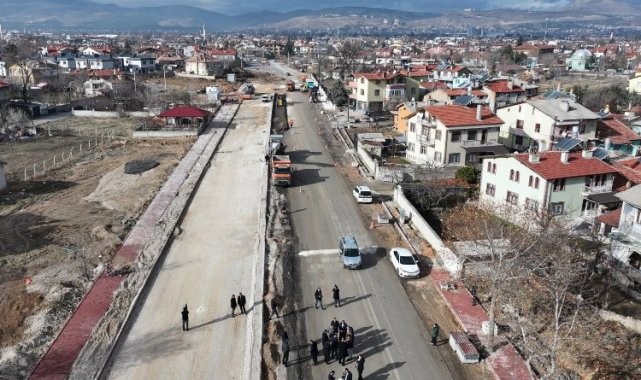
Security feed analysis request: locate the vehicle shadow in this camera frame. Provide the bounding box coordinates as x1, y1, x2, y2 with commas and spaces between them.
359, 246, 387, 270
288, 149, 322, 163
292, 168, 327, 187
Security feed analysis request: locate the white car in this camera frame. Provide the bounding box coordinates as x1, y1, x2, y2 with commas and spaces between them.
352, 185, 373, 203
389, 247, 420, 278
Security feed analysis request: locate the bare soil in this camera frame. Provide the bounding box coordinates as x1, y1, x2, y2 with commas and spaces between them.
0, 117, 193, 373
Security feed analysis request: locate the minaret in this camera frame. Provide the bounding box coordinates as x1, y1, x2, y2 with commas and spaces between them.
0, 22, 3, 40
202, 25, 206, 42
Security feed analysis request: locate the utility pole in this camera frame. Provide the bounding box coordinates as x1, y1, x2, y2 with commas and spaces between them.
163, 65, 167, 91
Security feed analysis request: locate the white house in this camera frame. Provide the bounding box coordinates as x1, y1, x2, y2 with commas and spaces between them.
405, 104, 506, 166
87, 57, 117, 70
496, 98, 600, 152
0, 61, 6, 77
480, 150, 618, 221
609, 185, 641, 270
0, 160, 7, 193
120, 56, 156, 72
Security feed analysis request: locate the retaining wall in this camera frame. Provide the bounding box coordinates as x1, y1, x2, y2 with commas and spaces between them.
72, 110, 155, 118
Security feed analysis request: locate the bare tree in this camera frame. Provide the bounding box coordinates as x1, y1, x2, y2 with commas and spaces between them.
135, 84, 161, 111
3, 39, 41, 102
337, 40, 363, 79
443, 204, 552, 352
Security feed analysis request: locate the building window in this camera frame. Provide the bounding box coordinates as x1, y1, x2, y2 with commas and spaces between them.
487, 161, 492, 172
553, 178, 566, 191
579, 124, 586, 134
448, 153, 460, 164
375, 80, 380, 84
550, 202, 565, 215
535, 177, 539, 189
514, 135, 524, 146
411, 87, 416, 94
360, 89, 364, 95
515, 171, 520, 182
374, 89, 380, 96
408, 142, 415, 152
516, 119, 524, 129
518, 105, 522, 112
535, 123, 541, 133
451, 131, 461, 142
360, 78, 364, 84
409, 123, 415, 132
434, 152, 442, 162
435, 130, 442, 140
420, 145, 427, 154
492, 163, 497, 173
510, 169, 515, 180
467, 130, 477, 140
486, 183, 496, 196
506, 191, 519, 205
525, 198, 539, 211
528, 175, 533, 187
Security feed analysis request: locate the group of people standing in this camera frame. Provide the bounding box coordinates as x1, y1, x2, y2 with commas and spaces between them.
315, 284, 342, 310
179, 291, 249, 332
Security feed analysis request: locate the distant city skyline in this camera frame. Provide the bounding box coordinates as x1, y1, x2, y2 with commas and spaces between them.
89, 0, 585, 15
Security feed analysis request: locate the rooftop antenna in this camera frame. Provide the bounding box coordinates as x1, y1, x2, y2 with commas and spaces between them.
544, 18, 548, 42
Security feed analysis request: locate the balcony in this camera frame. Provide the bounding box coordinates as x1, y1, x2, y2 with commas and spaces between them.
582, 180, 613, 196
461, 139, 498, 147
419, 134, 435, 147
419, 117, 437, 127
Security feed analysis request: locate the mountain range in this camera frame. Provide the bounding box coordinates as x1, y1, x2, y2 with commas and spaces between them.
0, 0, 638, 32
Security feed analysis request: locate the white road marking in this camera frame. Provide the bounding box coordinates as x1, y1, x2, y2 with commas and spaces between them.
298, 249, 340, 257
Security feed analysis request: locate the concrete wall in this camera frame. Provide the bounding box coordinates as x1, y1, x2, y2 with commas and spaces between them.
0, 165, 7, 193
600, 309, 641, 334
72, 110, 155, 118
133, 130, 198, 138
394, 185, 463, 276
357, 143, 377, 175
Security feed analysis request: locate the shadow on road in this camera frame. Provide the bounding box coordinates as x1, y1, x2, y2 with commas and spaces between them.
293, 168, 327, 187
367, 361, 406, 379
289, 149, 322, 163
340, 293, 372, 307
359, 246, 387, 270
353, 325, 393, 358
111, 326, 190, 371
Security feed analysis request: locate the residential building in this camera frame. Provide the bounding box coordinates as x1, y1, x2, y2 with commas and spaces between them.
609, 185, 641, 270
392, 102, 418, 134
483, 79, 527, 112
0, 61, 6, 77
121, 56, 156, 72
400, 65, 434, 101
351, 71, 405, 113
628, 71, 641, 95
405, 105, 505, 167
496, 98, 600, 152
480, 150, 618, 221
513, 44, 555, 58
596, 114, 641, 156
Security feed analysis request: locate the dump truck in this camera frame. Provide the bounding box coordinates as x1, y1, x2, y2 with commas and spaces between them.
271, 155, 293, 186
267, 134, 286, 156
286, 80, 295, 92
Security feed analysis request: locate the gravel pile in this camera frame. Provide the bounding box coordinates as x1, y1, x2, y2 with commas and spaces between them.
123, 159, 159, 174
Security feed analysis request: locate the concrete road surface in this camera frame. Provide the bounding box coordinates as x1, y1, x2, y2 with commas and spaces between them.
282, 89, 455, 379
105, 99, 270, 379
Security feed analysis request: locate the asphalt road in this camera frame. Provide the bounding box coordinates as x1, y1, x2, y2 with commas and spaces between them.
281, 87, 454, 378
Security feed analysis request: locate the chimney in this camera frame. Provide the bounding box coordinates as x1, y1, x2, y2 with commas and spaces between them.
582, 149, 593, 158
467, 86, 472, 96
560, 101, 570, 112
572, 125, 579, 138
476, 105, 483, 121
560, 151, 570, 164
605, 137, 611, 150
528, 146, 540, 163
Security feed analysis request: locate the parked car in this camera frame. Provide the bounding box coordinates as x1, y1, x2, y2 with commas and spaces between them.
389, 247, 420, 278
339, 236, 362, 269
352, 185, 373, 203
261, 94, 270, 102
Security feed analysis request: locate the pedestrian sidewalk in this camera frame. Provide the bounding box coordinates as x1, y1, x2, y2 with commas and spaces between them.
429, 269, 532, 380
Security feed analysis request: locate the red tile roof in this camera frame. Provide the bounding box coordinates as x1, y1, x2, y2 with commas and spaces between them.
444, 88, 487, 97
610, 157, 641, 185
597, 116, 641, 145
420, 81, 448, 91
484, 80, 525, 94
158, 105, 210, 118
596, 208, 621, 228
354, 71, 400, 80
425, 105, 503, 127
0, 79, 11, 88
514, 151, 617, 180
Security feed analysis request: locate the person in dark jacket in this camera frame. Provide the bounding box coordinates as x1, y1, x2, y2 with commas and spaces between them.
315, 287, 324, 309
330, 332, 338, 359
332, 284, 341, 307
238, 292, 247, 314
342, 368, 353, 380
431, 323, 440, 346
181, 304, 189, 331
355, 355, 365, 380
322, 335, 331, 363
231, 295, 237, 317
309, 339, 319, 365
346, 332, 354, 359
270, 296, 279, 319
339, 337, 349, 365
328, 370, 336, 380
282, 338, 289, 367
331, 317, 339, 334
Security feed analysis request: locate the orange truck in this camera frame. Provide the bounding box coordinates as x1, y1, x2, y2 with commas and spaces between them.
286, 80, 295, 92
271, 155, 293, 186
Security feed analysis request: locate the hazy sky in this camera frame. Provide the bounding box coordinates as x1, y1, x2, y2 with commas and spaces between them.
91, 0, 576, 15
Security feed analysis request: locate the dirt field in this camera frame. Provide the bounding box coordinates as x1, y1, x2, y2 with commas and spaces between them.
0, 115, 193, 375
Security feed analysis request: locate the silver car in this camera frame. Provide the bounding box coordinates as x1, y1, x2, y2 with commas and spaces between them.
339, 236, 362, 269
